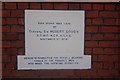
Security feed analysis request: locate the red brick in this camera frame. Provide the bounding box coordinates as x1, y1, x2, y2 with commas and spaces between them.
2, 10, 10, 17
0, 55, 1, 63
2, 41, 10, 48
69, 3, 79, 10
5, 3, 16, 9
116, 4, 120, 10
11, 56, 17, 62
92, 55, 98, 61
59, 70, 74, 76
92, 34, 103, 40
98, 55, 118, 62
116, 19, 120, 25
11, 71, 36, 77
0, 63, 3, 70
115, 34, 119, 40
104, 48, 115, 54
103, 63, 114, 69
100, 27, 118, 33
54, 3, 68, 10
2, 70, 11, 77
98, 70, 118, 77
104, 19, 116, 25
2, 34, 6, 40
0, 33, 1, 41
86, 26, 98, 33
42, 3, 53, 9
11, 70, 58, 77
85, 33, 92, 40
105, 4, 115, 10
18, 18, 24, 25
2, 55, 11, 62
85, 48, 92, 54
18, 3, 28, 9
1, 34, 5, 40
103, 34, 115, 40
2, 18, 6, 25
6, 18, 18, 24
86, 11, 98, 18
115, 48, 120, 54
92, 19, 103, 25
6, 63, 15, 69
11, 26, 24, 32
2, 3, 120, 78
2, 3, 5, 9
85, 41, 98, 47
6, 33, 18, 40
118, 34, 120, 40
117, 62, 120, 69
2, 26, 10, 32
11, 10, 24, 17
11, 41, 24, 47
2, 48, 6, 54
30, 3, 41, 9
75, 70, 97, 76
6, 48, 17, 55
92, 62, 103, 69
86, 19, 92, 25
0, 33, 1, 40
63, 79, 80, 80
81, 4, 92, 10
19, 34, 24, 40
93, 48, 104, 54
93, 4, 104, 10
18, 48, 24, 55
100, 11, 119, 18
99, 41, 118, 47
0, 10, 1, 17
115, 62, 119, 69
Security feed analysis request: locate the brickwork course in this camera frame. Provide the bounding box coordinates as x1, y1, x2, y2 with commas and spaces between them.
2, 2, 120, 79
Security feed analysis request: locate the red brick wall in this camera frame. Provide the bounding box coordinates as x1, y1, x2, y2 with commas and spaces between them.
2, 2, 120, 79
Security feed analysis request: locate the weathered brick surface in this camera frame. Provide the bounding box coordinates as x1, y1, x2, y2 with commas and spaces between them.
2, 2, 120, 79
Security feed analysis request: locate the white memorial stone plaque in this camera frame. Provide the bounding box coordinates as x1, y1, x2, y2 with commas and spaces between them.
18, 10, 91, 70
